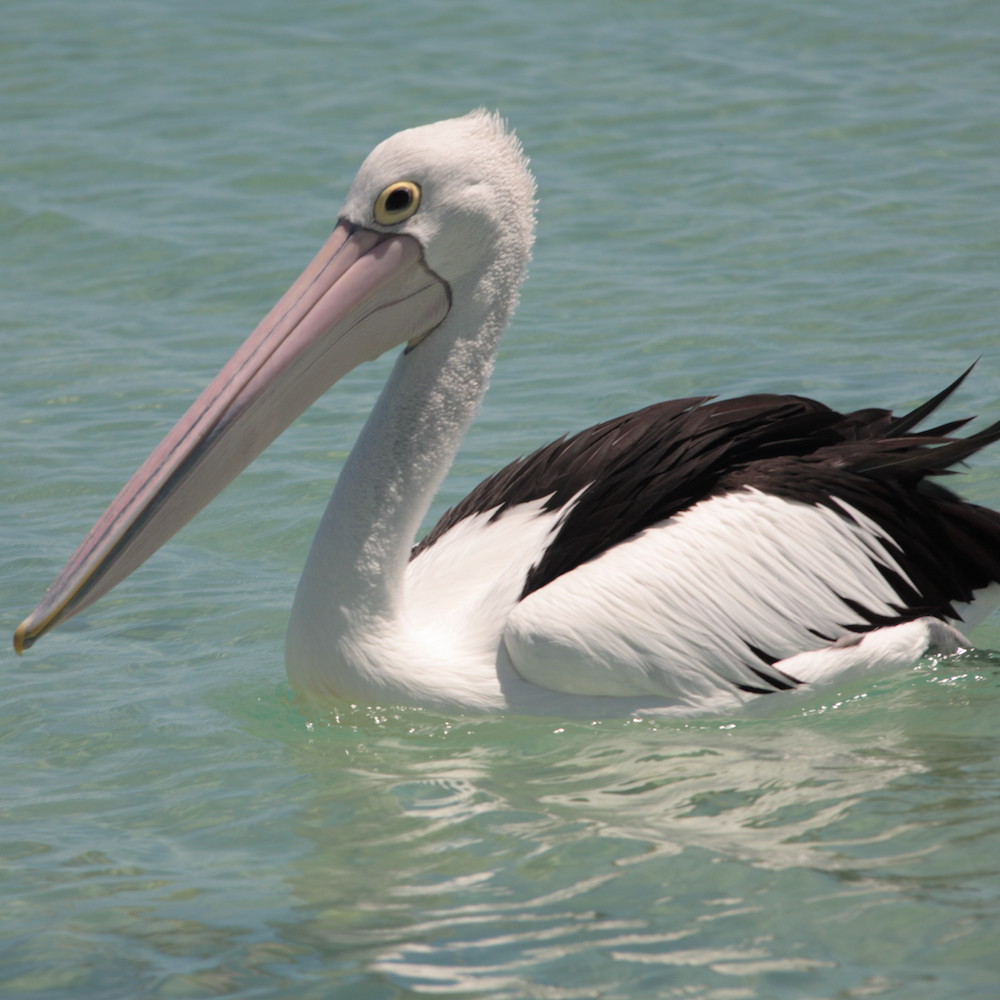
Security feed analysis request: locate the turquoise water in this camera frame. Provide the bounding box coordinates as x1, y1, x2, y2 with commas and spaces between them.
4, 0, 1000, 996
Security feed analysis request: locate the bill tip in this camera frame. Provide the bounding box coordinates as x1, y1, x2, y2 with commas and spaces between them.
13, 620, 34, 655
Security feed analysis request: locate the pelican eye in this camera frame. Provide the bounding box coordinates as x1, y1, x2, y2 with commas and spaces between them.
373, 181, 422, 225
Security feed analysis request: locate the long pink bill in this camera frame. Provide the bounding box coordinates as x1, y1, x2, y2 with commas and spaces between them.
14, 221, 450, 653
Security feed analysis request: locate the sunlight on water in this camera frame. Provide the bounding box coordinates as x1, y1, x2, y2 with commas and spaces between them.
256, 663, 1000, 998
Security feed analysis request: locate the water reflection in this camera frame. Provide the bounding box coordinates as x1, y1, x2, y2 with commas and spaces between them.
275, 656, 1000, 997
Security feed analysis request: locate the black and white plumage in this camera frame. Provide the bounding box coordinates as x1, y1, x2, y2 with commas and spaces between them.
14, 111, 1000, 716
411, 376, 1000, 707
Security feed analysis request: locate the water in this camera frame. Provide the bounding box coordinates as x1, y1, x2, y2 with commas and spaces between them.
3, 0, 1000, 996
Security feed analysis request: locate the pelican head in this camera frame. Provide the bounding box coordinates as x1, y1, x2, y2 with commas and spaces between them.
14, 109, 536, 652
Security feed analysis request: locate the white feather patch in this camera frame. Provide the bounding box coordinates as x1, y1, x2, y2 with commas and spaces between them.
503, 488, 924, 703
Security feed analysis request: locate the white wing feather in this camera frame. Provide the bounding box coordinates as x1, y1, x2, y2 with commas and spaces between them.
502, 489, 921, 703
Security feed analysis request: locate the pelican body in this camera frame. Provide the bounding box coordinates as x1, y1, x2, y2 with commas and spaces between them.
14, 111, 1000, 716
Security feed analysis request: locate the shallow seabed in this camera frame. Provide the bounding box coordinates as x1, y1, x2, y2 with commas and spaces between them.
3, 0, 1000, 997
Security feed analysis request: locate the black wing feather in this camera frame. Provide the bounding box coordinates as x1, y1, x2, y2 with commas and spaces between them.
413, 373, 1000, 623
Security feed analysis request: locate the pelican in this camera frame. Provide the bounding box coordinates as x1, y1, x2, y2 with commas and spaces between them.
14, 110, 1000, 716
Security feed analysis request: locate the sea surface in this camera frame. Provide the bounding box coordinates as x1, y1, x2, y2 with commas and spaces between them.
3, 1, 1000, 997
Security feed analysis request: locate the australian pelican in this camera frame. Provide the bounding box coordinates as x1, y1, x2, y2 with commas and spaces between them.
14, 110, 1000, 716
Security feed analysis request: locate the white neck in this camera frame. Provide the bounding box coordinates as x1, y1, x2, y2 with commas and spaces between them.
285, 270, 514, 699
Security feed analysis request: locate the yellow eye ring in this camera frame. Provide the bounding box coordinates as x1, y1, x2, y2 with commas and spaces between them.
373, 181, 422, 225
